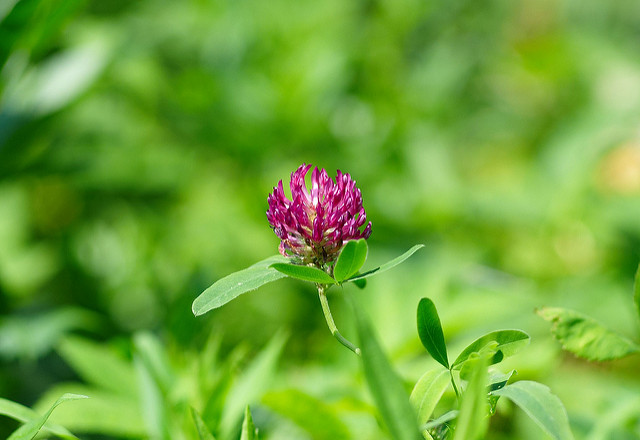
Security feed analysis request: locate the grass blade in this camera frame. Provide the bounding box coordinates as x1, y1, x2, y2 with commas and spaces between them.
353, 301, 421, 440
8, 394, 88, 440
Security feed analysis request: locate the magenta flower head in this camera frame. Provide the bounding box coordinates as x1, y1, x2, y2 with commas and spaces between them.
267, 164, 372, 267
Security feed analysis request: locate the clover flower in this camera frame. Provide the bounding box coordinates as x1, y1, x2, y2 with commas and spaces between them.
267, 164, 372, 267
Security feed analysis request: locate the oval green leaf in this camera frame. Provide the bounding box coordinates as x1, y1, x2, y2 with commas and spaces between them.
491, 381, 574, 440
270, 263, 336, 284
410, 368, 450, 425
537, 307, 640, 361
353, 301, 421, 440
334, 239, 368, 282
193, 255, 288, 316
417, 298, 449, 369
347, 244, 424, 282
452, 329, 530, 369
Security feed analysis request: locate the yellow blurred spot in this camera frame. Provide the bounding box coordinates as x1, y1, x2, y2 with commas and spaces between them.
597, 143, 640, 194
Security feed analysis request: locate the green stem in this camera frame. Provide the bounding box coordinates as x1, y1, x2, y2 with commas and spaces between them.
317, 284, 361, 356
449, 368, 460, 401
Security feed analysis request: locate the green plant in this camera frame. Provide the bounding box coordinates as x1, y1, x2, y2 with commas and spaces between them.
413, 297, 573, 440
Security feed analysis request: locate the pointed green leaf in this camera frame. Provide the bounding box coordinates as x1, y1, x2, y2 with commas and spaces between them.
270, 263, 336, 284
134, 353, 167, 440
538, 307, 640, 361
9, 394, 88, 440
453, 354, 489, 440
133, 332, 175, 395
193, 255, 288, 316
353, 302, 421, 440
417, 298, 449, 369
452, 330, 530, 369
634, 263, 640, 324
219, 331, 287, 440
240, 406, 257, 440
0, 398, 77, 439
57, 336, 137, 396
34, 384, 144, 437
334, 239, 368, 282
491, 381, 574, 440
410, 368, 450, 426
347, 244, 424, 281
190, 407, 216, 440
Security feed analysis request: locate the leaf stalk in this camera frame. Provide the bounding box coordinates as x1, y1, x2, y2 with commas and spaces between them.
317, 284, 361, 356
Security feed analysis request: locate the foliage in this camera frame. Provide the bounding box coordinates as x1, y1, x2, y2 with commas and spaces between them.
412, 297, 574, 440
2, 0, 640, 438
1, 393, 87, 440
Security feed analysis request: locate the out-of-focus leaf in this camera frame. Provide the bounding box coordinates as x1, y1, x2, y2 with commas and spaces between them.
0, 0, 84, 66
417, 298, 449, 369
191, 407, 216, 440
3, 40, 110, 116
634, 263, 640, 325
0, 307, 99, 361
133, 332, 174, 394
134, 354, 167, 440
354, 302, 421, 440
587, 394, 640, 440
8, 393, 87, 440
262, 389, 351, 440
219, 331, 287, 440
193, 255, 287, 316
0, 398, 77, 439
240, 406, 257, 440
334, 239, 368, 282
409, 368, 450, 426
452, 330, 529, 369
537, 307, 640, 361
57, 336, 137, 396
452, 354, 489, 440
270, 263, 336, 284
491, 381, 574, 440
347, 244, 424, 281
34, 383, 145, 437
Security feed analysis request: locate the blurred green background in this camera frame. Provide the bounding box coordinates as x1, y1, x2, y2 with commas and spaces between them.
1, 0, 640, 438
